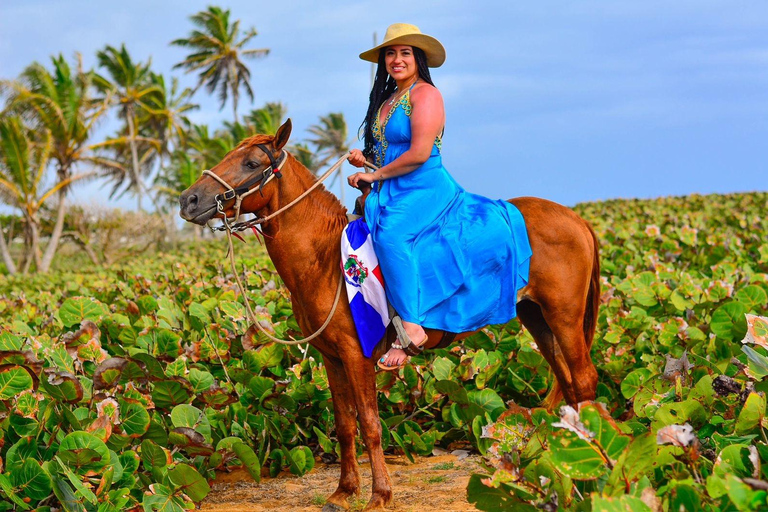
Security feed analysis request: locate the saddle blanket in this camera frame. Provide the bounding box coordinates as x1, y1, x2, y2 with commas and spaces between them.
340, 219, 390, 357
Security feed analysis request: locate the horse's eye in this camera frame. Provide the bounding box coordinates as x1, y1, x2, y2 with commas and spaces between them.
246, 161, 259, 170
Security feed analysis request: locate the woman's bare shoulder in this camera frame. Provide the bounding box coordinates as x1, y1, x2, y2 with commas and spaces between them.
410, 82, 443, 105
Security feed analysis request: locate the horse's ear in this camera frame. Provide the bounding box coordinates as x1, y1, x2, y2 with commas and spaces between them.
274, 118, 292, 151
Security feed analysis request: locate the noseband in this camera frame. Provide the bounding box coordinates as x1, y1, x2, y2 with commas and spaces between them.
201, 143, 288, 227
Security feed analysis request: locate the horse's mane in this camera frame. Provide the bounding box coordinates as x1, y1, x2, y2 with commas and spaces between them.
236, 134, 274, 150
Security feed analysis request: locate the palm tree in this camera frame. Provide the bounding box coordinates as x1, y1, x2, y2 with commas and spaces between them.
186, 124, 236, 170
172, 6, 269, 123
94, 44, 162, 211
0, 117, 95, 274
289, 142, 322, 173
143, 73, 198, 161
246, 102, 287, 135
307, 113, 351, 203
1, 54, 109, 272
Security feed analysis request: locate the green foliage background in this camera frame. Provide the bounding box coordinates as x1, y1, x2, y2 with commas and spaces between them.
0, 191, 766, 511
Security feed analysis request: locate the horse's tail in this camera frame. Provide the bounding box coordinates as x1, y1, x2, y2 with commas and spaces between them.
583, 222, 601, 351
542, 221, 600, 411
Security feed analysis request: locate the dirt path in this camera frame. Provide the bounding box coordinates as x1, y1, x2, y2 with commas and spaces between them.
201, 453, 481, 511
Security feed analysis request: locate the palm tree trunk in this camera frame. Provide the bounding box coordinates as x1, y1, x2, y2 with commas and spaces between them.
31, 217, 42, 271
0, 222, 17, 275
21, 219, 39, 274
126, 105, 144, 212
233, 92, 239, 125
39, 189, 67, 273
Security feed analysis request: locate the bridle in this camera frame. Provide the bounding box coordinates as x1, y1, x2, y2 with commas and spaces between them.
201, 143, 288, 231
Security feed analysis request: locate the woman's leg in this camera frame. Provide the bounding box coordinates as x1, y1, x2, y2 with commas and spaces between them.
378, 319, 427, 368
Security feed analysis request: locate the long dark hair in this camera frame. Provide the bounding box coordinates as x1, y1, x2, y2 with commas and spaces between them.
359, 46, 435, 158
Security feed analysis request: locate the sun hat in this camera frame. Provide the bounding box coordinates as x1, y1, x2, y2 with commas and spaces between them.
359, 23, 446, 68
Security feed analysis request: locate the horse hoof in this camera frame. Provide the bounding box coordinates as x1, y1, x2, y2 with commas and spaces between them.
363, 494, 392, 511
322, 503, 348, 512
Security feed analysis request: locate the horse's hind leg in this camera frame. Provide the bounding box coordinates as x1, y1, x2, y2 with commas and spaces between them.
517, 300, 575, 404
323, 358, 361, 511
541, 304, 598, 404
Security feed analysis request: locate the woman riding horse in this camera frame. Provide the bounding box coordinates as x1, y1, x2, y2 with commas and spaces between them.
178, 22, 600, 512
347, 23, 532, 370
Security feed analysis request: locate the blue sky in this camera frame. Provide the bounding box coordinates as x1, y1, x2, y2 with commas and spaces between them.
1, 0, 767, 211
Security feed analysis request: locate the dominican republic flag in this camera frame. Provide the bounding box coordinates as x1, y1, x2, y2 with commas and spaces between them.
340, 219, 390, 357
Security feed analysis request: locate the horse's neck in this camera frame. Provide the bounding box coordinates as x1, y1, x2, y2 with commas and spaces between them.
262, 159, 347, 293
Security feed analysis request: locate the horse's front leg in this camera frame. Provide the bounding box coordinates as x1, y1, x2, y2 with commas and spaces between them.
322, 357, 361, 511
342, 354, 393, 510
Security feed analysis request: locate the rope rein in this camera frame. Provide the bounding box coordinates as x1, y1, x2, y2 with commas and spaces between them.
210, 151, 377, 346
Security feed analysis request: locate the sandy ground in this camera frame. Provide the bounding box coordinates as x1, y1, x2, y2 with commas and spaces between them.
200, 453, 481, 512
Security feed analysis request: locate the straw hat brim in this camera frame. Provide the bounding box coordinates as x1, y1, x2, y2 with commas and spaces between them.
359, 34, 446, 68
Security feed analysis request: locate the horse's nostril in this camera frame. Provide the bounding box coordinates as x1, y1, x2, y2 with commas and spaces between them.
186, 194, 198, 211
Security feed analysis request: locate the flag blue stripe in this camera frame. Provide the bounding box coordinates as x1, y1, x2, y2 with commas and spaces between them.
345, 218, 370, 251
349, 292, 387, 358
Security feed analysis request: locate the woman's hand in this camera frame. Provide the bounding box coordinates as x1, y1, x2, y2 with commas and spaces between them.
347, 149, 367, 168
348, 171, 376, 189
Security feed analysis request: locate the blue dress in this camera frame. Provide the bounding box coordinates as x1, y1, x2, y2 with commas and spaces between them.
364, 86, 533, 332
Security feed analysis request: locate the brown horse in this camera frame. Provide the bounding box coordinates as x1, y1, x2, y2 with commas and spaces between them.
179, 120, 599, 511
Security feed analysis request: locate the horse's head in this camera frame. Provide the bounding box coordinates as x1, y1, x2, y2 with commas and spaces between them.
179, 119, 293, 225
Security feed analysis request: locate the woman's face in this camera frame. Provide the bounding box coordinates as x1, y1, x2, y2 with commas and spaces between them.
384, 45, 418, 82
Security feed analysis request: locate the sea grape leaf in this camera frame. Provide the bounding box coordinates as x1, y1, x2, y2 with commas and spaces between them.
11, 458, 52, 501
168, 428, 214, 456
167, 463, 210, 502
188, 368, 214, 394
580, 404, 631, 462
0, 364, 34, 399
736, 286, 768, 312
548, 430, 606, 480
6, 437, 38, 472
713, 444, 757, 479
92, 357, 128, 390
155, 329, 183, 359
592, 495, 651, 512
652, 400, 707, 430
468, 388, 505, 419
735, 392, 767, 435
604, 433, 656, 495
232, 442, 262, 483
432, 357, 456, 380
55, 456, 97, 504
742, 346, 768, 380
49, 476, 85, 512
42, 370, 83, 403
59, 297, 108, 329
142, 483, 192, 512
466, 473, 532, 511
56, 432, 110, 475
0, 331, 23, 351
151, 379, 192, 409
120, 401, 151, 437
130, 352, 166, 380
710, 301, 748, 341
621, 369, 652, 399
288, 446, 315, 476
435, 379, 469, 404
141, 439, 170, 471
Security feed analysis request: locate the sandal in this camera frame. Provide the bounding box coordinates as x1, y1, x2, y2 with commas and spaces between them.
376, 334, 428, 372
